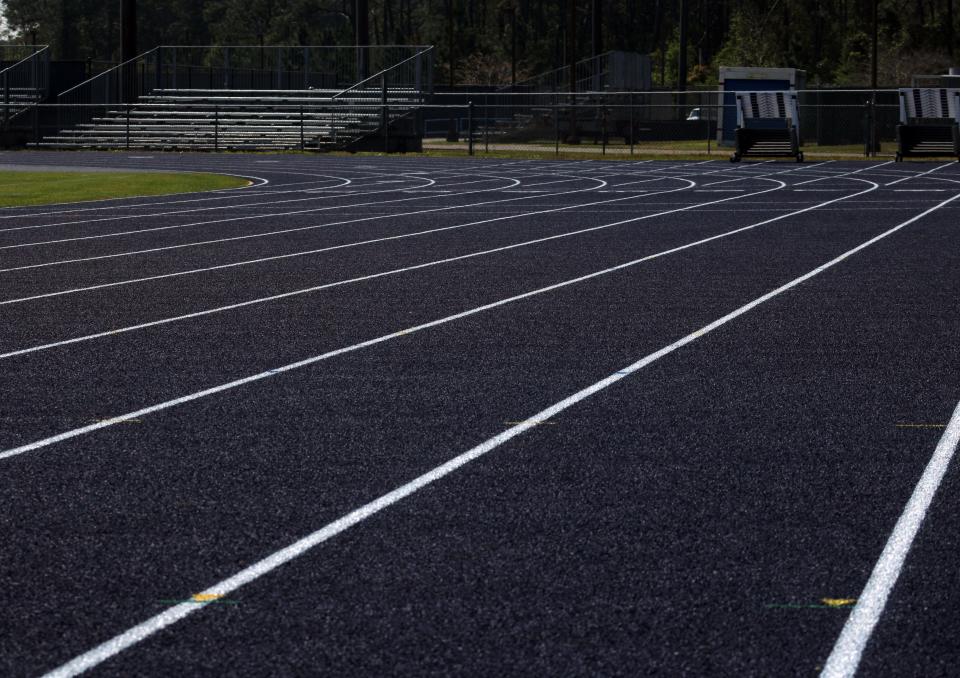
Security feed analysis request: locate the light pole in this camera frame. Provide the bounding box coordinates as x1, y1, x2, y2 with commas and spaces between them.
446, 0, 458, 141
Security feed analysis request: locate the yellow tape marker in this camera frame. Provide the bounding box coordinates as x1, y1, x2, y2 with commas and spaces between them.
821, 598, 856, 607
191, 593, 224, 603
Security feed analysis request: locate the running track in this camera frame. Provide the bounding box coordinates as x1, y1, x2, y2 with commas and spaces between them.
1, 152, 959, 677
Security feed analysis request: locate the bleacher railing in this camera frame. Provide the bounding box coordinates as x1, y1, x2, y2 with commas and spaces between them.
332, 46, 434, 147
0, 45, 50, 128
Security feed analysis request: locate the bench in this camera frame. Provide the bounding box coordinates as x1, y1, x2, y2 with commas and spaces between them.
730, 91, 802, 163
896, 88, 960, 161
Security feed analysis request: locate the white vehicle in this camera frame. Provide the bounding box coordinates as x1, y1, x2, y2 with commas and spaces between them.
686, 107, 718, 121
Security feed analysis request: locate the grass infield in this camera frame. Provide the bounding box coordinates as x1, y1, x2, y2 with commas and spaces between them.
0, 171, 250, 207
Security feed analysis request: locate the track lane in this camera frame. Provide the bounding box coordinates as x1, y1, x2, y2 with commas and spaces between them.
5, 173, 952, 678
2, 156, 959, 678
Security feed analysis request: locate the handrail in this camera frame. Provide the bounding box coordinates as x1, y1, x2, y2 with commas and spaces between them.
0, 45, 49, 78
155, 44, 432, 49
332, 46, 433, 99
58, 47, 157, 99
498, 51, 613, 93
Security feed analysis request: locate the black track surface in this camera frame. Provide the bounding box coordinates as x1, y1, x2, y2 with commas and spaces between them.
1, 152, 958, 677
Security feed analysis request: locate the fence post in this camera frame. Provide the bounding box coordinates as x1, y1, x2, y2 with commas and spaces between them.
468, 101, 474, 156
601, 104, 607, 155
555, 96, 560, 157
125, 103, 131, 150
706, 93, 712, 155
485, 92, 489, 154
214, 105, 219, 151
863, 100, 872, 158
300, 105, 305, 151
629, 92, 634, 155
3, 72, 8, 128
224, 48, 231, 89
382, 74, 389, 153
277, 46, 283, 89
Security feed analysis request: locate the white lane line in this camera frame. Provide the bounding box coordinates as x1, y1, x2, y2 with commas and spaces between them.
0, 175, 355, 230
0, 176, 540, 272
2, 175, 881, 453
0, 175, 508, 249
885, 162, 956, 186
37, 190, 960, 678
0, 161, 818, 275
2, 164, 888, 352
791, 162, 894, 187
0, 174, 692, 305
0, 166, 520, 232
3, 171, 882, 359
0, 163, 861, 305
6, 178, 802, 357
820, 399, 960, 678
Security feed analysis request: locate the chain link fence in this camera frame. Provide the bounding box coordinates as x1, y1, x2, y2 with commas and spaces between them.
14, 88, 917, 158
422, 90, 902, 159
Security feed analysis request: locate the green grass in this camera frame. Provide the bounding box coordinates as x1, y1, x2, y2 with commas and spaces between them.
0, 171, 250, 207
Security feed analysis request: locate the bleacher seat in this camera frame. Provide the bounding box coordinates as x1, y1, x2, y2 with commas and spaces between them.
895, 88, 960, 161
38, 87, 423, 151
730, 91, 803, 163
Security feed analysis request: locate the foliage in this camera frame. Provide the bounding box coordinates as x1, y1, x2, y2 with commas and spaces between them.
1, 0, 957, 86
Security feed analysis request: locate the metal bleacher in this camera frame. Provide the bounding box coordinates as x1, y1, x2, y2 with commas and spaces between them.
730, 90, 803, 162
895, 88, 960, 161
37, 45, 432, 152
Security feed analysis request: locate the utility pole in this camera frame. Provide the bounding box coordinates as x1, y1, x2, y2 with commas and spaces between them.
948, 0, 955, 58
510, 5, 517, 87
592, 0, 602, 57
446, 0, 458, 141
120, 0, 137, 103
869, 0, 879, 153
121, 0, 137, 62
870, 0, 878, 90
356, 0, 369, 80
591, 0, 602, 91
678, 0, 688, 91
566, 0, 579, 143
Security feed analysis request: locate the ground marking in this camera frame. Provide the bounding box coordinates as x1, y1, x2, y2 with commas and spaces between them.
821, 397, 960, 678
884, 162, 956, 186
0, 175, 517, 249
767, 600, 856, 610
1, 165, 890, 356
0, 174, 700, 308
0, 160, 848, 290
1, 174, 886, 456
38, 190, 960, 678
